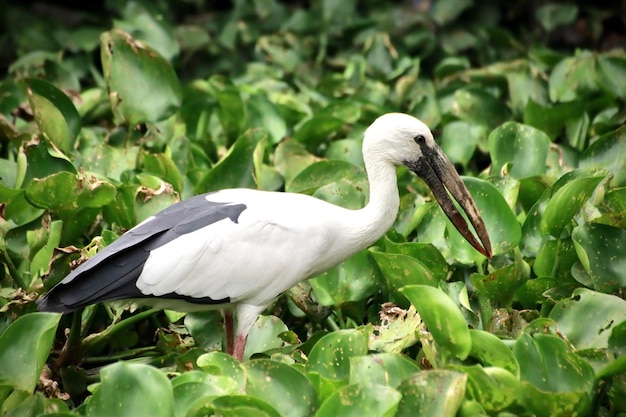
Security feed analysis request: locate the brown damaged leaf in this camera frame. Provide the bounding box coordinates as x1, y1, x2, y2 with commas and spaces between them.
369, 302, 424, 354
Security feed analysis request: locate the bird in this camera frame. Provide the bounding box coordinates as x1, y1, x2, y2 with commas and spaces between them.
38, 113, 492, 361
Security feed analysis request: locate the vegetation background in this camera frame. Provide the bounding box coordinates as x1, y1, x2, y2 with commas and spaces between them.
0, 0, 625, 416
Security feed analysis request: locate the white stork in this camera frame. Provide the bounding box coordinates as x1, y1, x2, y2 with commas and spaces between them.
38, 113, 492, 361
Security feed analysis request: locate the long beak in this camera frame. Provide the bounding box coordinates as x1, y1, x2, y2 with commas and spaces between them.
408, 146, 492, 258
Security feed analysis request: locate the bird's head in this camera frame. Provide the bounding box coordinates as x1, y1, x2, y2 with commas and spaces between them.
363, 113, 434, 165
364, 113, 492, 257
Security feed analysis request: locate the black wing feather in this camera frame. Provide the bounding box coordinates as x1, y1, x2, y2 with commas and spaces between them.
37, 195, 246, 313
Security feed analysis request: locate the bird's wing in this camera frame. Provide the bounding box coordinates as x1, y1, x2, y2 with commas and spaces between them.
37, 195, 247, 312
134, 198, 326, 306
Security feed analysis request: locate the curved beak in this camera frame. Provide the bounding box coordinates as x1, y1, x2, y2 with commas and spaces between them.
407, 144, 492, 258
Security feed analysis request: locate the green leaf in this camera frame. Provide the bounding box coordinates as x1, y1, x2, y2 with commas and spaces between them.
365, 32, 394, 76
172, 371, 239, 417
597, 54, 626, 99
579, 125, 626, 187
381, 238, 450, 280
571, 223, 626, 292
518, 383, 592, 417
536, 4, 578, 32
0, 188, 44, 228
0, 313, 60, 392
244, 359, 317, 417
521, 169, 608, 256
325, 138, 363, 167
184, 311, 224, 352
412, 90, 441, 128
440, 121, 485, 167
434, 56, 470, 78
209, 81, 245, 145
29, 220, 62, 283
523, 99, 584, 141
457, 400, 488, 417
461, 177, 521, 257
370, 250, 439, 297
468, 330, 520, 376
549, 52, 599, 102
245, 94, 287, 144
196, 351, 246, 391
312, 177, 368, 209
514, 333, 595, 394
80, 141, 140, 181
349, 353, 421, 388
310, 250, 380, 307
190, 394, 281, 417
243, 315, 288, 359
596, 352, 626, 380
451, 88, 511, 130
318, 100, 361, 124
400, 285, 471, 362
307, 330, 368, 381
395, 370, 466, 417
549, 288, 626, 350
315, 384, 401, 417
533, 237, 579, 282
25, 171, 116, 218
196, 129, 267, 193
453, 365, 521, 413
506, 70, 548, 116
540, 176, 604, 237
430, 0, 473, 25
142, 152, 184, 194
2, 391, 47, 417
488, 121, 551, 179
470, 253, 529, 307
87, 362, 174, 417
114, 2, 180, 61
0, 159, 17, 189
287, 160, 365, 194
22, 140, 76, 186
25, 78, 81, 154
514, 277, 557, 308
597, 321, 626, 378
274, 138, 319, 186
133, 175, 180, 223
294, 115, 344, 148
100, 29, 182, 125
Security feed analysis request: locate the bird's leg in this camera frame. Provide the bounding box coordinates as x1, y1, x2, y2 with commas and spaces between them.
232, 333, 248, 362
224, 310, 235, 356
231, 303, 266, 361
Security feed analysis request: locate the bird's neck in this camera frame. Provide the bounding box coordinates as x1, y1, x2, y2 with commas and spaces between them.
349, 157, 400, 249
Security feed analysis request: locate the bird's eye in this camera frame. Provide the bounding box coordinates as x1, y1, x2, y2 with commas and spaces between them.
413, 135, 426, 144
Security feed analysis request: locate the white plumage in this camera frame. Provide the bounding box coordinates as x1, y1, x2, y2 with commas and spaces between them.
38, 113, 491, 360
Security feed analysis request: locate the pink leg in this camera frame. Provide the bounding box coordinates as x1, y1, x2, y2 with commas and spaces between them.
232, 333, 248, 362
224, 310, 235, 356
229, 303, 264, 361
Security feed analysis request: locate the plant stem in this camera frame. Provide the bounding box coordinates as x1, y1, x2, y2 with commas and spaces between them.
1, 247, 26, 289
550, 237, 562, 279
82, 308, 160, 352
324, 315, 340, 332
83, 346, 158, 364
54, 309, 84, 368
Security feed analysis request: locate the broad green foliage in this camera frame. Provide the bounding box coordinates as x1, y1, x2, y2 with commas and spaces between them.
0, 313, 60, 392
0, 1, 625, 416
87, 362, 175, 417
101, 29, 182, 125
